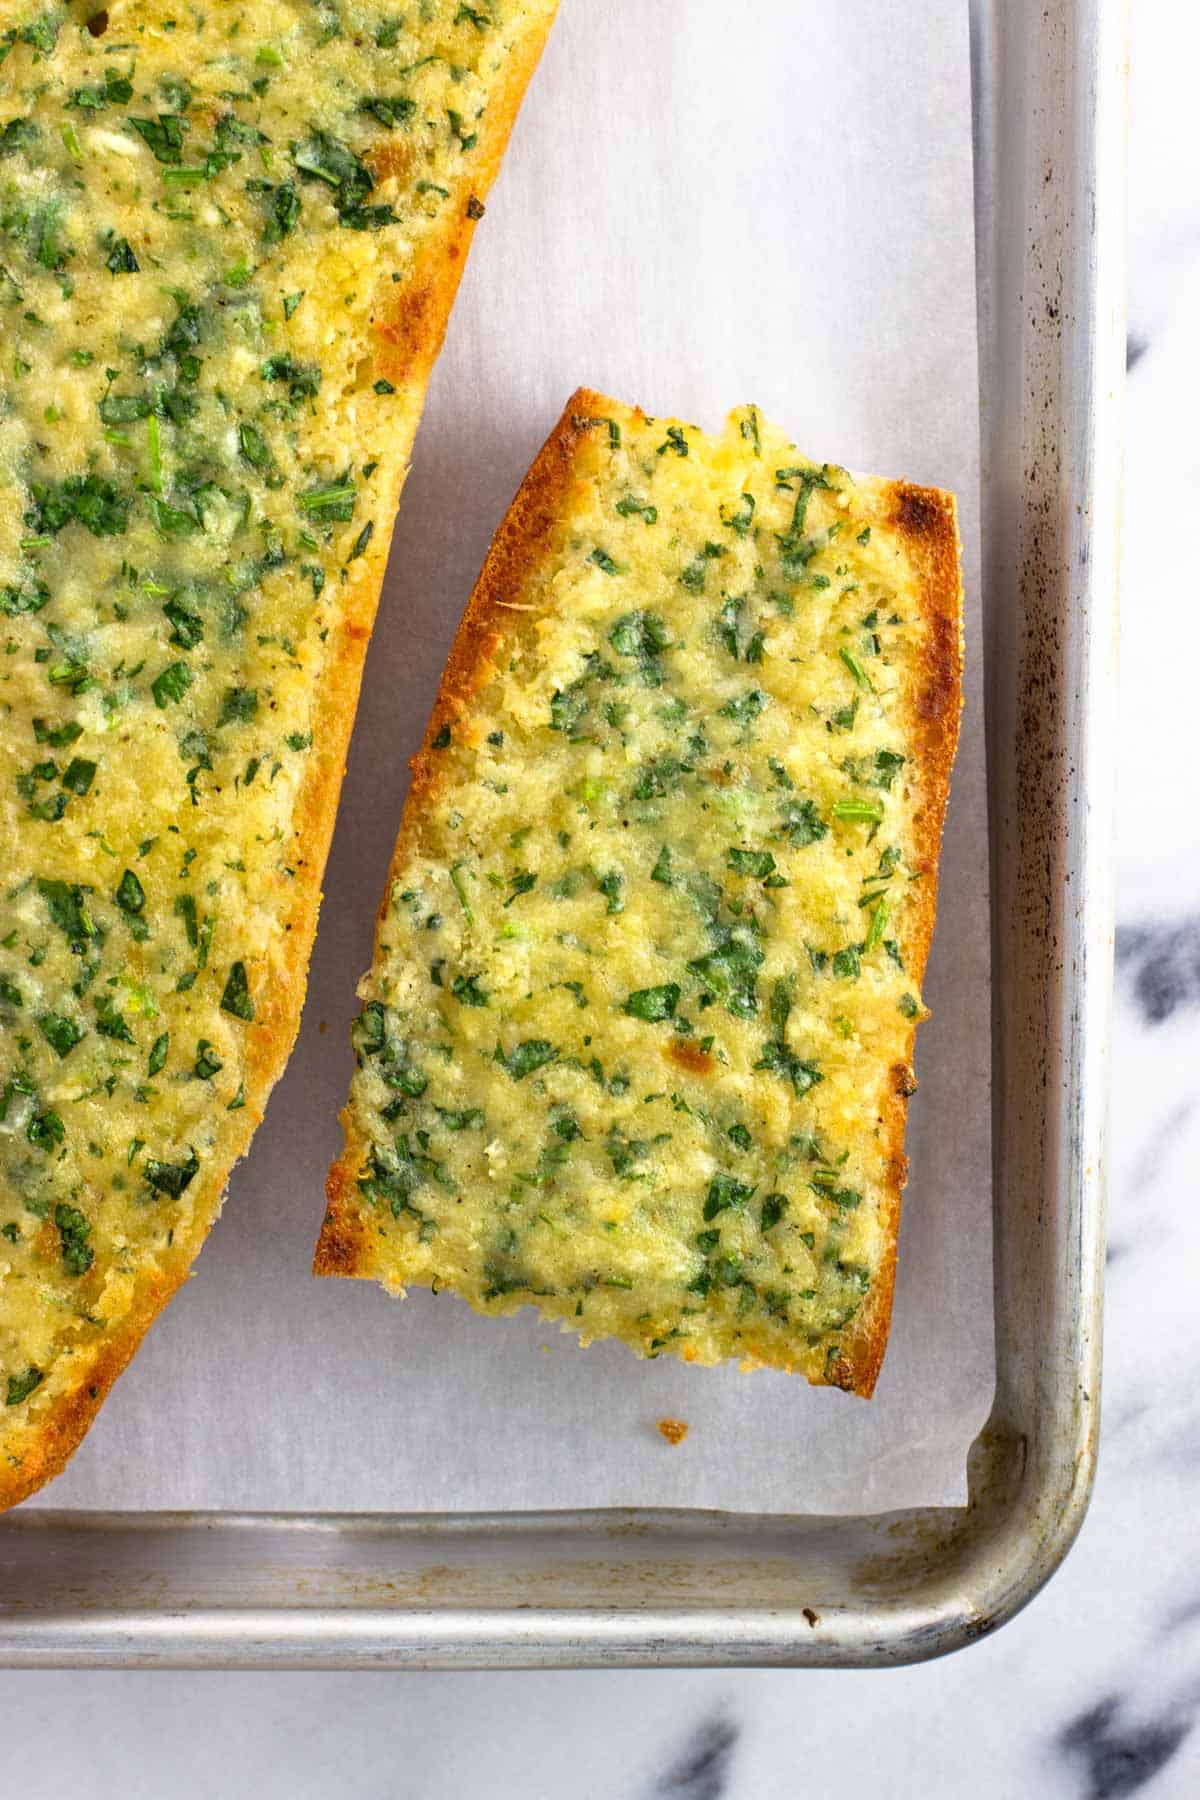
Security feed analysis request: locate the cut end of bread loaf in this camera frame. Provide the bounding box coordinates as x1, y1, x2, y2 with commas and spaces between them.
0, 0, 558, 1510
317, 388, 963, 1396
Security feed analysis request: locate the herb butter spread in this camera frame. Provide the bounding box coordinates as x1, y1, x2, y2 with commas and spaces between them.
319, 390, 963, 1393
0, 0, 557, 1506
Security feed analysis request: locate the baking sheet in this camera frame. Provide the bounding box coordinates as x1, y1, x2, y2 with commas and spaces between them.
29, 0, 992, 1516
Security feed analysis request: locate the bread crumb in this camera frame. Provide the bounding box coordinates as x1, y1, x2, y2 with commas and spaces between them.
656, 1417, 688, 1446
319, 1021, 328, 1034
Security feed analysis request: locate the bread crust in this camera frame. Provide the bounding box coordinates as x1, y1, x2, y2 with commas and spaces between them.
828, 480, 964, 1396
317, 391, 964, 1400
0, 9, 558, 1512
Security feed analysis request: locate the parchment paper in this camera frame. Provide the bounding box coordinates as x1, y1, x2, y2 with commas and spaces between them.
34, 0, 992, 1516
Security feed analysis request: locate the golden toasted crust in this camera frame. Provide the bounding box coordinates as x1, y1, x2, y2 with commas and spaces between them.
317, 391, 964, 1399
828, 481, 964, 1396
0, 10, 558, 1512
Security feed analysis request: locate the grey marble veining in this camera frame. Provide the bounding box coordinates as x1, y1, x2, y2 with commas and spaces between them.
0, 6, 1196, 1797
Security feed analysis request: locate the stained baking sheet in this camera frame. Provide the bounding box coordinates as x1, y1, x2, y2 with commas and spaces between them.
27, 0, 992, 1517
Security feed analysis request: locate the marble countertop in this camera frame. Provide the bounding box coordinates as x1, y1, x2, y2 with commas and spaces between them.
1, 10, 1194, 1798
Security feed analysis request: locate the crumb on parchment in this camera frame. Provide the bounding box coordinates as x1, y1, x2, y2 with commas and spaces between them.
657, 1418, 689, 1446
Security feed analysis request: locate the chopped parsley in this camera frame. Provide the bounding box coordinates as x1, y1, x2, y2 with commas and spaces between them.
494, 1039, 557, 1082
220, 962, 255, 1022
144, 1148, 200, 1199
5, 1367, 43, 1407
55, 1203, 93, 1277
623, 984, 680, 1023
